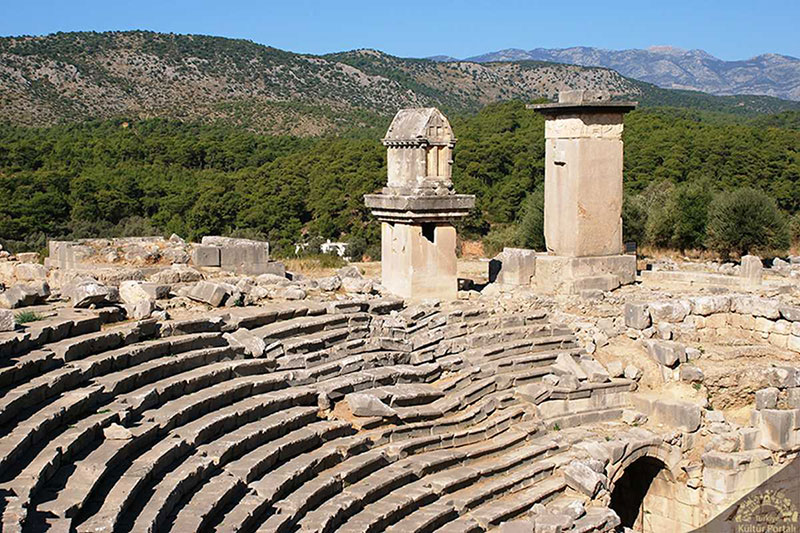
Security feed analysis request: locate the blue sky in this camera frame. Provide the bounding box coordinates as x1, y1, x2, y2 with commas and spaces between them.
2, 0, 798, 60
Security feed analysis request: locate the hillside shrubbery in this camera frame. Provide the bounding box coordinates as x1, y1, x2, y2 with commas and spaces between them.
705, 188, 791, 257
0, 102, 798, 258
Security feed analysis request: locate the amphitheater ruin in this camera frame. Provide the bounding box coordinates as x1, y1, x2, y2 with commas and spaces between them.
0, 92, 798, 533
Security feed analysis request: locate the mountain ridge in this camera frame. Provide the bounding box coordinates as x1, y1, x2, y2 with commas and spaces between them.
428, 46, 800, 101
1, 31, 798, 135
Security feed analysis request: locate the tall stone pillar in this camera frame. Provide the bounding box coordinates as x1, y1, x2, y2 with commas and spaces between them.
365, 108, 475, 301
527, 91, 638, 293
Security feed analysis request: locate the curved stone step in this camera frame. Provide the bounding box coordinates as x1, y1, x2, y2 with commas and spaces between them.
0, 311, 102, 361
295, 408, 527, 533
68, 397, 298, 531
0, 349, 60, 395
128, 418, 345, 533
0, 325, 186, 431
159, 406, 339, 532
37, 376, 312, 521
337, 438, 559, 533
244, 436, 380, 533
0, 346, 243, 483
436, 477, 566, 532
250, 314, 351, 344
209, 421, 356, 533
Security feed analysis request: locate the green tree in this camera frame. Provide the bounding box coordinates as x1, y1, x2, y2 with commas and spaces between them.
622, 194, 647, 245
706, 188, 790, 257
670, 181, 713, 250
516, 187, 545, 251
790, 214, 800, 247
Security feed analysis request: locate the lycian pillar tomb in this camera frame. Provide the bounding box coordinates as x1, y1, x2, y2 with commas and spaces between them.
528, 90, 638, 293
365, 108, 475, 300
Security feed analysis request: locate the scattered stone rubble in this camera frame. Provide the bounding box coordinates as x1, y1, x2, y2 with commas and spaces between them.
0, 246, 797, 532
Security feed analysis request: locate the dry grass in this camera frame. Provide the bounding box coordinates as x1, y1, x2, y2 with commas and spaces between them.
637, 246, 722, 262
282, 255, 345, 277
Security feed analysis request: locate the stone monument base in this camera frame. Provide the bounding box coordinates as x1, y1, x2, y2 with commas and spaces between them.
380, 222, 457, 301
532, 254, 637, 294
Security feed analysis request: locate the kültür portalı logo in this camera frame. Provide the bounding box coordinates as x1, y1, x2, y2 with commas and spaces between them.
733, 488, 798, 533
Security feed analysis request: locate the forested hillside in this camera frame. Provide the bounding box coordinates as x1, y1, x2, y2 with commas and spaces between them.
2, 31, 799, 134
1, 103, 798, 258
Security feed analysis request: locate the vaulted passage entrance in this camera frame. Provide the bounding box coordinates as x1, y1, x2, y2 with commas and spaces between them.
610, 456, 668, 531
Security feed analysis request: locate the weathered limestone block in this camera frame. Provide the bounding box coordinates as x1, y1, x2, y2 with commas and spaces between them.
648, 300, 691, 323
690, 295, 731, 316
756, 409, 798, 450
655, 322, 673, 340
119, 281, 154, 306
317, 275, 342, 292
15, 252, 40, 263
789, 335, 800, 353
341, 276, 373, 294
553, 353, 588, 380
780, 305, 800, 322
0, 309, 14, 332
563, 460, 605, 497
378, 222, 458, 300
740, 255, 763, 284
624, 302, 650, 329
0, 282, 49, 309
706, 313, 730, 329
559, 374, 580, 390
766, 366, 800, 388
534, 513, 574, 533
624, 365, 642, 380
68, 279, 111, 308
224, 328, 267, 358
337, 266, 362, 279
149, 265, 203, 284
553, 500, 586, 521
497, 520, 535, 533
118, 280, 160, 319
645, 339, 685, 368
773, 319, 792, 335
679, 365, 704, 383
579, 358, 610, 383
198, 236, 273, 275
187, 281, 231, 307
787, 388, 800, 408
622, 409, 647, 425
531, 254, 635, 294
515, 383, 552, 404
606, 360, 624, 378
14, 262, 47, 281
754, 316, 775, 334
631, 394, 702, 432
345, 392, 396, 417
731, 296, 780, 319
755, 388, 779, 410
275, 286, 307, 300
104, 423, 134, 440
491, 247, 536, 286
256, 273, 290, 286
125, 299, 155, 320
192, 245, 221, 267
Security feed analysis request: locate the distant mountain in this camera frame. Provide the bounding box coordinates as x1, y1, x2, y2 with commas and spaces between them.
437, 46, 800, 101
1, 32, 798, 135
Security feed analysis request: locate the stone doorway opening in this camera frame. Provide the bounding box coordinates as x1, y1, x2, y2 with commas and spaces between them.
609, 456, 669, 531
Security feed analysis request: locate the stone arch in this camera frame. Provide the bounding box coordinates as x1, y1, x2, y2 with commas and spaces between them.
608, 443, 684, 532
608, 442, 680, 488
